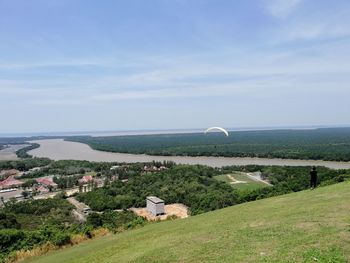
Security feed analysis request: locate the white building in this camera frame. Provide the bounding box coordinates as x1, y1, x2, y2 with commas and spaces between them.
146, 196, 165, 216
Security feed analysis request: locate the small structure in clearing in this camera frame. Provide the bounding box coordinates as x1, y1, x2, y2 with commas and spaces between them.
146, 196, 165, 216
131, 203, 188, 221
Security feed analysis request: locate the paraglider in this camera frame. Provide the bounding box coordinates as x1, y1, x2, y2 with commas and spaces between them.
204, 127, 229, 137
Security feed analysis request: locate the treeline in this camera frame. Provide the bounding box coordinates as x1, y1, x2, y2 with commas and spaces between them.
0, 197, 145, 262
0, 158, 51, 171
67, 128, 350, 161
15, 143, 40, 158
77, 165, 238, 215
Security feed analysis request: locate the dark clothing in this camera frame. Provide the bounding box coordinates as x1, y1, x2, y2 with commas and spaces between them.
310, 170, 317, 188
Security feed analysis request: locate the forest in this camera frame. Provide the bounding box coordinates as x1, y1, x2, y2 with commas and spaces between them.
77, 165, 237, 215
66, 128, 350, 161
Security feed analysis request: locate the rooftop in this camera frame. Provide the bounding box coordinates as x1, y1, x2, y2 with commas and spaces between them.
147, 196, 164, 204
36, 177, 58, 187
0, 177, 23, 188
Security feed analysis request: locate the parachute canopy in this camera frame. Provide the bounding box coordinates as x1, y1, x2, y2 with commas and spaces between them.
204, 127, 229, 137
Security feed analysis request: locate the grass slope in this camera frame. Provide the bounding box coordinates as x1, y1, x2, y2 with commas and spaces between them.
26, 182, 350, 263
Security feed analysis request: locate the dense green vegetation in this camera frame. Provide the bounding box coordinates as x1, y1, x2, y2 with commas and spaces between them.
25, 181, 350, 263
77, 164, 350, 215
67, 127, 350, 161
0, 197, 75, 262
77, 165, 237, 215
16, 143, 40, 158
0, 158, 52, 172
0, 197, 145, 262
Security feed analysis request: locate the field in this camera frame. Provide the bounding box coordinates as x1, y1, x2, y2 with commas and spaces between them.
214, 172, 269, 191
25, 181, 350, 263
66, 127, 350, 161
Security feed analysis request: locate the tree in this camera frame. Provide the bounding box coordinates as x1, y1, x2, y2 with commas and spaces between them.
86, 213, 102, 228
22, 191, 30, 199
0, 212, 21, 229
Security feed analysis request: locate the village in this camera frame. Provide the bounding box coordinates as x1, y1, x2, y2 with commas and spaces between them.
0, 163, 188, 222
0, 167, 101, 203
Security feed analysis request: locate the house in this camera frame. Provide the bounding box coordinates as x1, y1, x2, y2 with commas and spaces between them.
36, 177, 58, 189
29, 167, 42, 172
37, 186, 49, 194
143, 166, 168, 173
0, 169, 20, 179
78, 175, 93, 184
0, 177, 24, 189
146, 196, 165, 216
110, 165, 120, 170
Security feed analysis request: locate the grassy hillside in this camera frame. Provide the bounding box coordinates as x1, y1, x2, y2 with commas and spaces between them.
25, 182, 350, 263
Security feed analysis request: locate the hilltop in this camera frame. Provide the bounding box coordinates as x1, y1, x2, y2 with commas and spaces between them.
25, 181, 350, 263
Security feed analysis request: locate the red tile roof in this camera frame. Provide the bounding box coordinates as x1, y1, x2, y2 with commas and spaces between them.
0, 177, 23, 188
79, 175, 93, 183
37, 186, 49, 193
36, 177, 58, 187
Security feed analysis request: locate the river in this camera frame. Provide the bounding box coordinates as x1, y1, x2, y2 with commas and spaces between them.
0, 144, 30, 161
28, 139, 350, 169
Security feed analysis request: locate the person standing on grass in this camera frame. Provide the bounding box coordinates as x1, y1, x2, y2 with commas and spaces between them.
310, 166, 318, 189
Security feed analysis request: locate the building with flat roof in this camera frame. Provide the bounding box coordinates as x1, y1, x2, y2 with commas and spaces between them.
146, 196, 165, 216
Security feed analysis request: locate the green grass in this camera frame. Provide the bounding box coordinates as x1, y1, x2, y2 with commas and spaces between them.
25, 182, 350, 263
214, 172, 268, 191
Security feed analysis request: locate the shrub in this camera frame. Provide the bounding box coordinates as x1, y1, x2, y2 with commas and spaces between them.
51, 233, 71, 246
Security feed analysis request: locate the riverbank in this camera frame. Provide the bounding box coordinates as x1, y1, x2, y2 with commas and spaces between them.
28, 139, 350, 169
0, 144, 29, 161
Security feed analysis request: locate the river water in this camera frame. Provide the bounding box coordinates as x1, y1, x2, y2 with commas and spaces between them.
28, 139, 350, 170
0, 144, 29, 161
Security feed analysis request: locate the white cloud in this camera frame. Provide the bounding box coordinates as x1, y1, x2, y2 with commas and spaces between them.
263, 0, 303, 18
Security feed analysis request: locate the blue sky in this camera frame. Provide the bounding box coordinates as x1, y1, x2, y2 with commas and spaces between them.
1, 0, 350, 134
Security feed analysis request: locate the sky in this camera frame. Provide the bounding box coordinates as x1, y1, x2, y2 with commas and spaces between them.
1, 0, 350, 134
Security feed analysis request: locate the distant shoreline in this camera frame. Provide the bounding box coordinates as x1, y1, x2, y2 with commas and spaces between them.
1, 125, 350, 138
28, 139, 350, 170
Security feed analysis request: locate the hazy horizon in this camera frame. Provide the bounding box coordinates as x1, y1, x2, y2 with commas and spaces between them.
1, 0, 350, 133
1, 124, 350, 138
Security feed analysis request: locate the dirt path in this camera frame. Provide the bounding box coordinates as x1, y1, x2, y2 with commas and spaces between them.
227, 174, 247, 184
246, 172, 272, 186
67, 197, 89, 222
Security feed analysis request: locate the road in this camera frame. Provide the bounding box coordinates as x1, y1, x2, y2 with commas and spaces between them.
246, 172, 273, 186
67, 197, 89, 222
